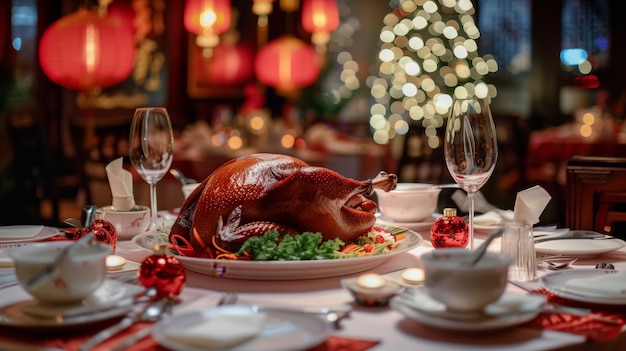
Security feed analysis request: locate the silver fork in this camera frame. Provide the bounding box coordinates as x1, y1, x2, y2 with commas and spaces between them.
544, 258, 578, 270
111, 298, 177, 351
216, 292, 238, 306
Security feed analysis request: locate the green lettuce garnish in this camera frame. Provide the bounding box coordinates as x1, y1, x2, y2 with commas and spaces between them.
236, 230, 346, 261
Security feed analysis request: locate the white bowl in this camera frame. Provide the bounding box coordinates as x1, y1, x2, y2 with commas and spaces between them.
374, 183, 441, 222
182, 183, 201, 200
420, 248, 512, 312
97, 205, 150, 240
9, 241, 112, 304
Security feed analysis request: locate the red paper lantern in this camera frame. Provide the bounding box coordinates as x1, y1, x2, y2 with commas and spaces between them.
301, 0, 340, 35
38, 8, 136, 91
204, 42, 254, 86
184, 0, 231, 49
254, 36, 321, 91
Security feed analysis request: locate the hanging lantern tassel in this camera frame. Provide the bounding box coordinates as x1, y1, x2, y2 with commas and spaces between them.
252, 0, 275, 47
301, 0, 339, 51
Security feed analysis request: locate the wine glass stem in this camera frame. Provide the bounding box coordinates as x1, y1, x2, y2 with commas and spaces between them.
467, 190, 475, 250
149, 182, 158, 231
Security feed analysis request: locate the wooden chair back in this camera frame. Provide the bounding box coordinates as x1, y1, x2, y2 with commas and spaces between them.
566, 156, 626, 234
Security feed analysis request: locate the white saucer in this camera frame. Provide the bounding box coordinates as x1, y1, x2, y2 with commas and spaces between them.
0, 226, 61, 243
0, 279, 141, 330
152, 305, 329, 351
391, 288, 545, 331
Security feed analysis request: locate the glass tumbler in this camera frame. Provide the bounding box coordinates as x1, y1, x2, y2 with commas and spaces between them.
500, 221, 536, 281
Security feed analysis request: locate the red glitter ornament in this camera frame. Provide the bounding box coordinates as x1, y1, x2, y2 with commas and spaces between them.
431, 208, 468, 248
139, 244, 186, 298
71, 219, 118, 251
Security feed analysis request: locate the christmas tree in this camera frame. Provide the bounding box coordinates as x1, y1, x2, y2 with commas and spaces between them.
369, 0, 498, 148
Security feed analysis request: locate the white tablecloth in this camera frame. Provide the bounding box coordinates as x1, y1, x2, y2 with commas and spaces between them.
110, 234, 626, 351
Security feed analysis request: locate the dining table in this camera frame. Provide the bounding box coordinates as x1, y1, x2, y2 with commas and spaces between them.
0, 222, 625, 351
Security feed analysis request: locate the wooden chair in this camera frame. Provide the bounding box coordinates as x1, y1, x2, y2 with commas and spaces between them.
566, 156, 626, 235
595, 192, 626, 234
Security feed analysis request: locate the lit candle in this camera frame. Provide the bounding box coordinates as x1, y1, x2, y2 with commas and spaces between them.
357, 273, 386, 289
401, 268, 425, 285
106, 255, 127, 271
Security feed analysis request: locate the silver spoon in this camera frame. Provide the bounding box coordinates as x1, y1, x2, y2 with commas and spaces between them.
80, 298, 170, 351
169, 168, 197, 185
469, 228, 505, 266
26, 233, 95, 290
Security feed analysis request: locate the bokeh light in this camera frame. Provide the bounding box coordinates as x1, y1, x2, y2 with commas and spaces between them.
368, 0, 498, 146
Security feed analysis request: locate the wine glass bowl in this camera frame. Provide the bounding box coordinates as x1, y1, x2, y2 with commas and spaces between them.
129, 107, 174, 232
444, 98, 498, 249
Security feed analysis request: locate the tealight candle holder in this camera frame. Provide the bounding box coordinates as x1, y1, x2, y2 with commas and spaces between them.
342, 273, 404, 307
401, 268, 425, 285
106, 255, 127, 271
357, 273, 386, 289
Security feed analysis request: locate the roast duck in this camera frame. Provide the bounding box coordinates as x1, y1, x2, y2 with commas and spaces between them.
169, 153, 398, 257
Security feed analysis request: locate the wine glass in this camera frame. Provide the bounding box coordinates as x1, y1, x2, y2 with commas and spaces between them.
444, 97, 498, 249
129, 107, 174, 232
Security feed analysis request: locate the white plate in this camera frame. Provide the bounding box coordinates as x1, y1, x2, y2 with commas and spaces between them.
132, 230, 423, 280
152, 305, 329, 351
473, 223, 503, 233
535, 237, 626, 258
376, 214, 437, 233
539, 269, 626, 305
0, 226, 61, 243
391, 288, 545, 331
0, 279, 138, 330
472, 210, 513, 233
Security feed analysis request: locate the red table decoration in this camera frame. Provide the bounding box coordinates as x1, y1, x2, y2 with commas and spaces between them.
525, 289, 626, 342
138, 243, 186, 299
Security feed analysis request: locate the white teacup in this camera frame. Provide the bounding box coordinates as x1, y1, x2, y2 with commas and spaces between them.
97, 205, 150, 240
420, 248, 512, 312
9, 241, 112, 305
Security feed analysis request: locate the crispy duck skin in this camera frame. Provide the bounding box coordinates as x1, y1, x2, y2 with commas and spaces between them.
169, 153, 398, 254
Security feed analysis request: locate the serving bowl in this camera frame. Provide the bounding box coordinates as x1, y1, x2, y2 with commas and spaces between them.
375, 183, 441, 222
420, 248, 512, 312
9, 241, 112, 304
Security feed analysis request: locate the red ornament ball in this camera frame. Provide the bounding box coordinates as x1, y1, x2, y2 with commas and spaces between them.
72, 219, 117, 251
89, 219, 118, 251
139, 244, 186, 298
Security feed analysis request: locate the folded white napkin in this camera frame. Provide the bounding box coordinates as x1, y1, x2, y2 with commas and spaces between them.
105, 157, 136, 211
513, 185, 551, 225
164, 313, 267, 349
563, 271, 626, 299
0, 225, 43, 240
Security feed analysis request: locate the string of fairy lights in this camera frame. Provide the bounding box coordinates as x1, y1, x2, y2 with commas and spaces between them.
368, 0, 498, 147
